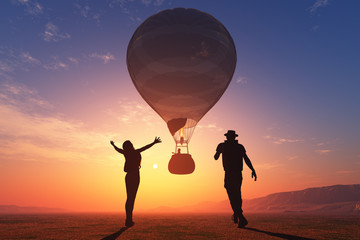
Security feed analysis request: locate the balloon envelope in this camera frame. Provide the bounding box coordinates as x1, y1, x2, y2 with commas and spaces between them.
127, 8, 237, 139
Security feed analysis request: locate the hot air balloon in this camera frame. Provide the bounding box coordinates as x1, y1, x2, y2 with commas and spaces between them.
127, 8, 236, 174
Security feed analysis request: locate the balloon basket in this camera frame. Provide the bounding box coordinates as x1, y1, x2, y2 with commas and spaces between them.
168, 153, 195, 174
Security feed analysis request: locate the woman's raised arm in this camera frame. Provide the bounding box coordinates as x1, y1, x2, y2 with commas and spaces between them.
110, 140, 124, 154
138, 137, 161, 152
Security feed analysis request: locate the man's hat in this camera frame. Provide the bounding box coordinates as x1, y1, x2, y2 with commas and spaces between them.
224, 130, 238, 137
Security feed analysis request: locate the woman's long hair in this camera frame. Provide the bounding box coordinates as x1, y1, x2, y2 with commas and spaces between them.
123, 140, 134, 152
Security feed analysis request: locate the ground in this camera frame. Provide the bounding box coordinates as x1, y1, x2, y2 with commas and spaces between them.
0, 213, 359, 240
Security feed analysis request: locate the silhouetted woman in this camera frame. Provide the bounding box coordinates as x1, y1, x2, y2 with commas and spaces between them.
110, 137, 161, 227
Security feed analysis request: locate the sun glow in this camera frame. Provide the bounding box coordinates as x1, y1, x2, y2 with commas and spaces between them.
153, 164, 158, 169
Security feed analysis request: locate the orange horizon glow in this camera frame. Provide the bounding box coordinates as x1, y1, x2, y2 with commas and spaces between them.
1, 72, 359, 213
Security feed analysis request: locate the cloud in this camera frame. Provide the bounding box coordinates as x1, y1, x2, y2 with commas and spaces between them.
197, 123, 223, 132
264, 135, 304, 145
74, 3, 90, 18
0, 47, 41, 80
16, 0, 43, 16
0, 46, 114, 75
105, 100, 160, 127
110, 0, 165, 20
43, 57, 68, 70
1, 82, 35, 96
141, 0, 152, 6
0, 81, 114, 164
0, 61, 13, 73
256, 162, 285, 170
110, 0, 165, 9
43, 56, 80, 70
288, 156, 299, 161
141, 0, 165, 6
89, 53, 116, 64
42, 22, 71, 42
236, 76, 247, 84
0, 81, 53, 119
308, 0, 329, 13
197, 124, 216, 129
20, 52, 40, 65
153, 0, 165, 6
109, 0, 135, 13
74, 3, 101, 24
129, 16, 142, 22
67, 57, 79, 64
315, 149, 333, 154
274, 138, 303, 144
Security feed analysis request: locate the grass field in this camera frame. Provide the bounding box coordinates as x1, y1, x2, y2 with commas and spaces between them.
0, 213, 359, 240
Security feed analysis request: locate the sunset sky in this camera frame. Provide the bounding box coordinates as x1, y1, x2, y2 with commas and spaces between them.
1, 0, 359, 212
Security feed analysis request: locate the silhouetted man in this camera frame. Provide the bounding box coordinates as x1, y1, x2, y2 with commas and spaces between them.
214, 130, 257, 228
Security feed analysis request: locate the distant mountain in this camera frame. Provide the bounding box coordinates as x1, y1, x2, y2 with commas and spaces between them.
243, 184, 360, 214
144, 184, 360, 214
0, 205, 66, 214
